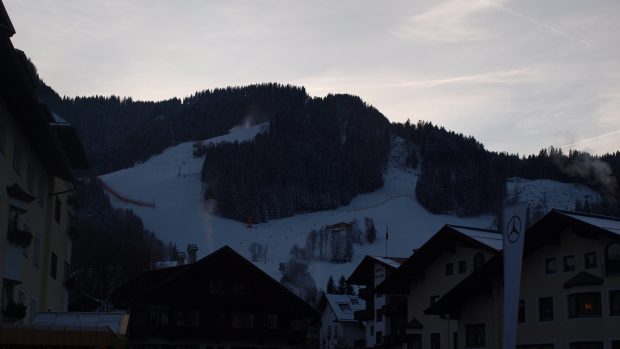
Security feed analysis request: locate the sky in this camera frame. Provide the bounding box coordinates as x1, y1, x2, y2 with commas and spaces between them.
4, 0, 620, 155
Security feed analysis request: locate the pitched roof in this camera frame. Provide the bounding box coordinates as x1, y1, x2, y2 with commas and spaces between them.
0, 0, 15, 37
377, 224, 501, 293
320, 294, 365, 322
112, 245, 320, 318
425, 209, 620, 318
563, 271, 604, 289
347, 255, 407, 285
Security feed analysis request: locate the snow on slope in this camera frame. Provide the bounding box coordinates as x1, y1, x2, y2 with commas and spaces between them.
100, 127, 496, 289
507, 177, 600, 213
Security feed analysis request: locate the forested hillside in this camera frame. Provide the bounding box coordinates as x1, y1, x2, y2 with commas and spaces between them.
202, 94, 391, 222
392, 121, 620, 217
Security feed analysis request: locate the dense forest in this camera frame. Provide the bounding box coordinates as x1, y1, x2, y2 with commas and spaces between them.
28, 54, 619, 221
392, 120, 620, 217
69, 179, 168, 309
202, 94, 391, 222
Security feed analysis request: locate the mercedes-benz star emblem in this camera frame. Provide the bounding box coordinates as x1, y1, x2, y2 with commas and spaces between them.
506, 215, 521, 243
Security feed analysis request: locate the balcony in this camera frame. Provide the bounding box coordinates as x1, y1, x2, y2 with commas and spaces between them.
6, 225, 32, 249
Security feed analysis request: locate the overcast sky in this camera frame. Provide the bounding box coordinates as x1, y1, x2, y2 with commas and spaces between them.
5, 0, 619, 155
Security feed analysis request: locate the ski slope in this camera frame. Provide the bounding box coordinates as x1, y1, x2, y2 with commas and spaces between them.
100, 124, 598, 290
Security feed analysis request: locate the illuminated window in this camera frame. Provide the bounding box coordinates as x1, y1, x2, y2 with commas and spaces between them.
563, 255, 575, 272
568, 292, 601, 318
545, 258, 557, 274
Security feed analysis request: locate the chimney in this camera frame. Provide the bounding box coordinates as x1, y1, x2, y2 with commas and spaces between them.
187, 244, 198, 264
176, 252, 187, 266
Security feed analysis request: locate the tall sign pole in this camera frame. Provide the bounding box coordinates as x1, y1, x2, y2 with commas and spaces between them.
503, 202, 527, 349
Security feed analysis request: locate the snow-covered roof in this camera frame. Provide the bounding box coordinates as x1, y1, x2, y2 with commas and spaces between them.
32, 312, 129, 334
449, 225, 503, 251
324, 294, 365, 322
370, 256, 407, 269
50, 112, 70, 126
557, 210, 620, 236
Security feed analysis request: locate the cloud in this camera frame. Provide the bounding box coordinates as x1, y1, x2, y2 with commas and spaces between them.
394, 0, 503, 42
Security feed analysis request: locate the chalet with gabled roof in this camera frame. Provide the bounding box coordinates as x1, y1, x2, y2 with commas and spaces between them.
347, 255, 407, 349
319, 293, 365, 349
377, 224, 502, 349
426, 210, 620, 349
112, 245, 320, 349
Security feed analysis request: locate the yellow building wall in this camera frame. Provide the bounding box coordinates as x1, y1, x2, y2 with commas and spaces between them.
0, 97, 72, 323
407, 244, 496, 349
457, 227, 620, 349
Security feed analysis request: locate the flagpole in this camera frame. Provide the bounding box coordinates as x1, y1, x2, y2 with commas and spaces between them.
385, 226, 388, 257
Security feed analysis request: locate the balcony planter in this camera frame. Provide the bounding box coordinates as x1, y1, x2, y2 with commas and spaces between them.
7, 225, 33, 248
2, 302, 27, 320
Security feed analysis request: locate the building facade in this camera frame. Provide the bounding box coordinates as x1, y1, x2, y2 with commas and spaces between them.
319, 294, 365, 349
0, 0, 89, 324
378, 225, 502, 349
427, 210, 620, 349
348, 255, 407, 348
112, 246, 320, 349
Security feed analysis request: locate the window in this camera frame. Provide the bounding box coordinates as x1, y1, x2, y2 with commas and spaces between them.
29, 298, 37, 323
33, 237, 41, 267
338, 303, 352, 312
232, 312, 254, 329
610, 290, 620, 316
518, 299, 525, 323
445, 263, 454, 276
50, 252, 58, 279
453, 333, 458, 349
473, 252, 485, 270
458, 261, 467, 274
231, 281, 244, 295
569, 342, 603, 349
37, 175, 47, 207
175, 310, 186, 326
12, 139, 21, 175
613, 341, 620, 349
430, 333, 440, 349
265, 313, 278, 329
54, 197, 62, 224
545, 258, 557, 274
376, 309, 383, 322
465, 324, 485, 347
584, 252, 597, 269
376, 331, 383, 345
209, 280, 225, 294
186, 310, 200, 327
563, 255, 576, 272
606, 242, 620, 275
568, 292, 601, 318
538, 297, 553, 321
370, 325, 374, 336
430, 295, 440, 306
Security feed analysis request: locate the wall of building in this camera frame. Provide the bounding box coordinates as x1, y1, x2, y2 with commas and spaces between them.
0, 98, 72, 323
456, 226, 620, 349
406, 244, 495, 349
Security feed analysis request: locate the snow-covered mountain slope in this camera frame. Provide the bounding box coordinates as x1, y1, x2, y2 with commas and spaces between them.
100, 127, 494, 289
507, 177, 600, 213
100, 125, 600, 290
